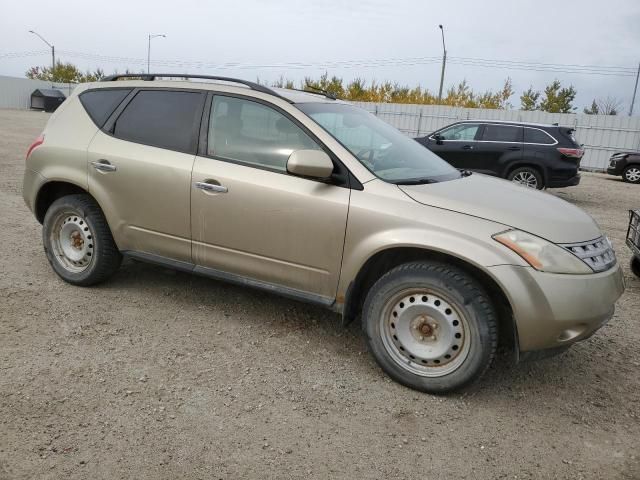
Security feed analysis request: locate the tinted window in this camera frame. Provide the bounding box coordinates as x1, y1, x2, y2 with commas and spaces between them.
437, 124, 479, 141
524, 128, 555, 144
113, 90, 204, 153
80, 89, 131, 127
482, 125, 522, 142
208, 96, 321, 171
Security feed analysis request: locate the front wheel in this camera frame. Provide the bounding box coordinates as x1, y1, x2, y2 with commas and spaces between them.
623, 165, 640, 184
362, 261, 498, 394
508, 166, 544, 189
43, 194, 121, 286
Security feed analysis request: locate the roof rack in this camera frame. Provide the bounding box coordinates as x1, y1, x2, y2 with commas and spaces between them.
100, 74, 292, 102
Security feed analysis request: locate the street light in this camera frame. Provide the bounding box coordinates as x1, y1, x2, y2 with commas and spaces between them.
437, 24, 447, 101
147, 34, 166, 74
29, 30, 55, 72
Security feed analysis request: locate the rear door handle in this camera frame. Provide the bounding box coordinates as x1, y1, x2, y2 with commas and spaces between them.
507, 146, 521, 151
462, 145, 474, 150
194, 181, 228, 193
91, 160, 117, 172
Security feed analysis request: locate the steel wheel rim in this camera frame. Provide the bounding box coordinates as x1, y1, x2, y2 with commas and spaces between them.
379, 288, 471, 377
49, 211, 94, 273
512, 171, 538, 188
626, 168, 640, 182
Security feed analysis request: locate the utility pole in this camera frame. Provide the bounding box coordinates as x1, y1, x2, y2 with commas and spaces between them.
629, 62, 640, 116
147, 34, 166, 74
438, 25, 447, 102
28, 30, 55, 72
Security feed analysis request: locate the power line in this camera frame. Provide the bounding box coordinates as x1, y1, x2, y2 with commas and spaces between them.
5, 49, 638, 77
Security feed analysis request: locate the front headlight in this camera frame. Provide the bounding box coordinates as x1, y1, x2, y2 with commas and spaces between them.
493, 229, 592, 274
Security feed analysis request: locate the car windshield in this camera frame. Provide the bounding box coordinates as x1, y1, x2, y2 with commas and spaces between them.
297, 103, 461, 184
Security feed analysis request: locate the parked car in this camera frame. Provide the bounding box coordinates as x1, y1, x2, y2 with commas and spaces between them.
23, 74, 624, 393
415, 120, 584, 190
607, 151, 640, 184
628, 210, 640, 277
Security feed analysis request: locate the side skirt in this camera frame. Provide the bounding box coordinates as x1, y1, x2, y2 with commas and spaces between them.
122, 250, 336, 309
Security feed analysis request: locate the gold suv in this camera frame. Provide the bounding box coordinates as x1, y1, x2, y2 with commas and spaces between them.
23, 74, 625, 393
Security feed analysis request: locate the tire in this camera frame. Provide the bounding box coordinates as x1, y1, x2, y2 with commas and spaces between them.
508, 166, 544, 190
42, 194, 121, 286
631, 256, 640, 278
622, 165, 640, 184
362, 261, 498, 394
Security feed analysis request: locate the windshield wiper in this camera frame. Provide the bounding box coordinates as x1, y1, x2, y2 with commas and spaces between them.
393, 177, 438, 185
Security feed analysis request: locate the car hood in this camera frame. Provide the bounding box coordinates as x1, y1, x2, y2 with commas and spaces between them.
398, 174, 601, 244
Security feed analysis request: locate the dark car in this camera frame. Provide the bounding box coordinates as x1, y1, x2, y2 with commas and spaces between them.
415, 120, 584, 190
607, 151, 640, 184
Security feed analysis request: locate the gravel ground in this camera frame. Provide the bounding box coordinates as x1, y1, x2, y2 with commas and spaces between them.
1, 108, 639, 480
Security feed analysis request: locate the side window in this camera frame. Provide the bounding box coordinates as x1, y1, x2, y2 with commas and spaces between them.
80, 89, 131, 127
482, 125, 523, 142
437, 124, 480, 141
524, 128, 555, 145
113, 90, 204, 153
208, 96, 321, 171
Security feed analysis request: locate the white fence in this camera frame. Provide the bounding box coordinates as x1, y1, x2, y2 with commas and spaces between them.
0, 75, 77, 110
353, 102, 640, 171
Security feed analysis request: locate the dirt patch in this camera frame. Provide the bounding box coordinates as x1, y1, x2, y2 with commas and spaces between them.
1, 109, 639, 479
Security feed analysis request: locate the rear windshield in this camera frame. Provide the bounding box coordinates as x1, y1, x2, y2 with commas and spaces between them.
79, 89, 131, 127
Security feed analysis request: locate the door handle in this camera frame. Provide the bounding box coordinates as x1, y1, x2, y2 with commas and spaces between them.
91, 160, 117, 172
462, 145, 474, 150
507, 146, 521, 151
194, 181, 228, 193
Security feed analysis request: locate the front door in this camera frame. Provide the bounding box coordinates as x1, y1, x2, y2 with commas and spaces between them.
427, 123, 482, 168
191, 94, 350, 301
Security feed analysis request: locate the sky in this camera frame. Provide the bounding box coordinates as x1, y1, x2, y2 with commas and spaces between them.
1, 0, 639, 113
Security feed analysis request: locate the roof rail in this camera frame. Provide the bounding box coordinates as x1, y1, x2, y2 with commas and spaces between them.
100, 74, 292, 102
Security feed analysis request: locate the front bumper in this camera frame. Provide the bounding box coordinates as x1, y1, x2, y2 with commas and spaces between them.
607, 164, 624, 176
487, 262, 625, 353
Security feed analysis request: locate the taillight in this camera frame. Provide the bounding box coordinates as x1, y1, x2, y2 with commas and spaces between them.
26, 134, 44, 160
557, 147, 584, 159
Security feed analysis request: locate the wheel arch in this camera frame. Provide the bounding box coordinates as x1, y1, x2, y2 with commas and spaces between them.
342, 246, 517, 356
35, 181, 99, 224
505, 161, 547, 182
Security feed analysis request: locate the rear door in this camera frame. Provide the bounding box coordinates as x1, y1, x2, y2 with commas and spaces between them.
87, 88, 206, 262
426, 123, 482, 168
190, 94, 350, 301
473, 124, 523, 175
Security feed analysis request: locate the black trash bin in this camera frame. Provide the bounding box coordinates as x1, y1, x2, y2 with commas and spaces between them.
30, 89, 66, 112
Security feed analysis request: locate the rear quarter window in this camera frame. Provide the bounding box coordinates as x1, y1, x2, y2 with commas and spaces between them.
524, 128, 556, 145
79, 89, 131, 128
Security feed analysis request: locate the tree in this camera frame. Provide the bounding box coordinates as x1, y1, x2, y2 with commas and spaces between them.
538, 80, 577, 113
584, 96, 622, 115
583, 99, 599, 115
26, 62, 105, 83
520, 87, 541, 111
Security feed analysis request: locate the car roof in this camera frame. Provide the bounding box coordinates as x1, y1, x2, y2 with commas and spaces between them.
78, 78, 342, 104
453, 119, 561, 129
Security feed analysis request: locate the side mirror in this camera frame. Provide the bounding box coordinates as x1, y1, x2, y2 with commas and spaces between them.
287, 150, 334, 179
434, 134, 444, 145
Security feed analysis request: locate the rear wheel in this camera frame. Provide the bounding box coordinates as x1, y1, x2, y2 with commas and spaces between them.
362, 261, 498, 394
43, 194, 121, 286
623, 165, 640, 184
631, 256, 640, 278
508, 166, 544, 189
